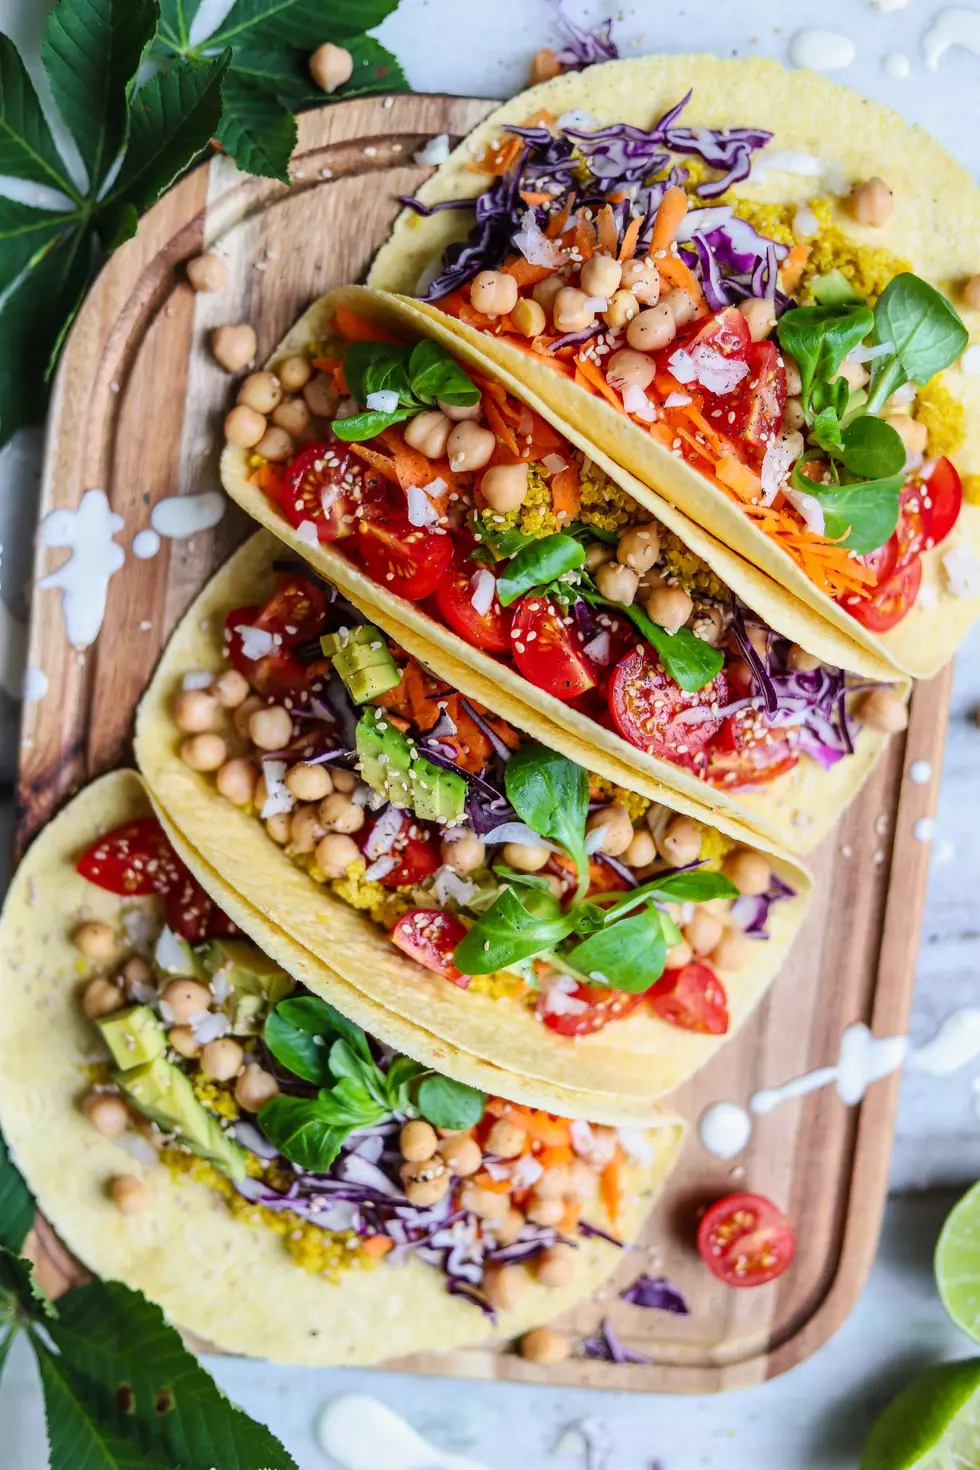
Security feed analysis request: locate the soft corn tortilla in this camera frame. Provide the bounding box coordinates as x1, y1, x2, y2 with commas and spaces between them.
222, 285, 903, 853
136, 533, 811, 1104
0, 771, 683, 1367
368, 53, 980, 680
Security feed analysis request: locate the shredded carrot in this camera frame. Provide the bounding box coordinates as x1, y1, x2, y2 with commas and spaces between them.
378, 427, 452, 508
537, 1144, 574, 1169
519, 190, 552, 206
374, 658, 444, 731
550, 462, 581, 526
546, 194, 573, 240
362, 1235, 394, 1260
468, 134, 523, 177
485, 1100, 571, 1147
347, 441, 400, 484
597, 204, 619, 257
472, 1172, 513, 1194
559, 1199, 583, 1235
249, 462, 286, 502
501, 256, 556, 289
481, 390, 520, 455
779, 242, 811, 294
501, 335, 575, 376
600, 1147, 624, 1228
570, 215, 597, 262
605, 190, 627, 204
313, 357, 348, 394
656, 253, 707, 310
716, 454, 763, 501
649, 185, 688, 255
574, 354, 626, 413
618, 215, 642, 262
334, 302, 400, 344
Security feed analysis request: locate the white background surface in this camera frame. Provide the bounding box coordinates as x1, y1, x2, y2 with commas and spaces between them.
1, 1, 980, 1465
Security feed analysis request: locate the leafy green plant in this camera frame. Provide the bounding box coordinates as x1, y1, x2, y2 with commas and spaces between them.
0, 1132, 298, 1468
333, 339, 480, 440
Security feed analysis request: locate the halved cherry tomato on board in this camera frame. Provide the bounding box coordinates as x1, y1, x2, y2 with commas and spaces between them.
920, 455, 963, 549
647, 962, 729, 1034
357, 515, 455, 601
541, 983, 644, 1036
434, 565, 512, 652
704, 709, 800, 788
390, 909, 470, 986
697, 1191, 797, 1288
845, 556, 922, 633
730, 341, 787, 455
361, 814, 441, 889
511, 596, 596, 702
281, 444, 388, 541
76, 817, 181, 896
608, 647, 727, 759
225, 604, 307, 700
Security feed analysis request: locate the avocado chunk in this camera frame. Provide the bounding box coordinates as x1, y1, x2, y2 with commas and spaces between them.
115, 1057, 246, 1181
355, 709, 466, 824
202, 938, 294, 1032
808, 269, 864, 307
320, 624, 401, 705
98, 1006, 167, 1070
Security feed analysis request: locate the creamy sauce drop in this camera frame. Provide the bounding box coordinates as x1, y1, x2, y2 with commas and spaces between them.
883, 52, 911, 79
923, 8, 980, 69
132, 529, 161, 560
22, 666, 48, 702
316, 1395, 489, 1470
150, 491, 225, 539
750, 1024, 908, 1114
697, 1101, 752, 1158
871, 0, 908, 10
788, 29, 857, 71
908, 1009, 980, 1075
38, 489, 125, 648
913, 816, 936, 842
908, 760, 933, 785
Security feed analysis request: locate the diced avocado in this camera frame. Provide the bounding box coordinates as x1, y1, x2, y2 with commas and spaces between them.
355, 709, 466, 823
202, 938, 294, 1033
153, 925, 206, 981
808, 269, 863, 307
98, 1006, 167, 1070
115, 1057, 246, 1181
410, 755, 467, 824
320, 624, 401, 705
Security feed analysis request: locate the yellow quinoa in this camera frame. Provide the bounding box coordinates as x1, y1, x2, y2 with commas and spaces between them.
913, 377, 966, 458
963, 475, 980, 506
468, 971, 530, 999
487, 463, 559, 537
191, 1075, 239, 1121
659, 529, 724, 596
698, 826, 734, 869
579, 460, 641, 532
590, 774, 651, 823
729, 196, 908, 304
725, 199, 798, 249
329, 860, 414, 928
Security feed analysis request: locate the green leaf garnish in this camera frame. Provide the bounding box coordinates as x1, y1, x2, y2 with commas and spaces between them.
333, 339, 479, 439
0, 1132, 35, 1254
791, 460, 902, 554
565, 904, 667, 994
496, 533, 585, 606
865, 272, 969, 413
409, 337, 481, 406
417, 1075, 487, 1130
504, 741, 590, 890
577, 586, 724, 694
453, 885, 577, 975
776, 302, 875, 416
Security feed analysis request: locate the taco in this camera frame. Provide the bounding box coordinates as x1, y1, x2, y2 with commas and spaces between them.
368, 54, 980, 679
219, 286, 909, 854
0, 770, 683, 1367
135, 532, 811, 1106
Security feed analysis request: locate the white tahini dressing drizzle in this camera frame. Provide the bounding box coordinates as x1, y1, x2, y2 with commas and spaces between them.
923, 8, 980, 69
22, 666, 48, 703
132, 529, 161, 559
697, 1101, 752, 1158
908, 760, 933, 785
883, 52, 911, 79
316, 1395, 489, 1470
788, 29, 857, 71
37, 489, 125, 648
908, 1009, 980, 1076
150, 491, 225, 539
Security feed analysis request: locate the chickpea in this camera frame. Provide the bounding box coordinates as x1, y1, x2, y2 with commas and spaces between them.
284, 763, 330, 804
109, 1175, 149, 1214
82, 978, 125, 1018
315, 832, 361, 878
235, 1064, 280, 1112
625, 829, 656, 869
783, 356, 802, 396
400, 1119, 438, 1162
603, 289, 640, 329
180, 733, 228, 772
161, 979, 211, 1024
535, 1242, 577, 1287
595, 560, 639, 606
606, 347, 656, 392
332, 769, 358, 794
528, 46, 562, 85
857, 687, 909, 734
692, 605, 726, 646
213, 667, 250, 708
961, 275, 980, 310
526, 1193, 565, 1226
319, 791, 365, 835
211, 323, 257, 373
617, 522, 661, 572
403, 409, 450, 460
531, 274, 566, 317
581, 253, 623, 299
684, 908, 724, 956
174, 688, 217, 734
664, 938, 693, 969
308, 41, 353, 94
712, 927, 751, 971
584, 542, 616, 572
665, 288, 698, 327
832, 360, 869, 393
783, 396, 806, 432
238, 371, 282, 416
481, 463, 529, 513
302, 372, 337, 418
186, 252, 227, 293
277, 355, 312, 392
533, 1164, 571, 1200
200, 1038, 244, 1082
849, 176, 894, 228
82, 1091, 129, 1138
400, 1157, 450, 1207
288, 804, 326, 855
512, 297, 547, 338
738, 297, 777, 342
470, 270, 519, 319
586, 803, 634, 857
224, 405, 266, 449
656, 815, 702, 867
521, 1326, 570, 1364
885, 414, 928, 457
437, 396, 482, 422
255, 426, 294, 463
565, 1157, 601, 1200
645, 585, 694, 636
492, 1206, 526, 1246
459, 1182, 510, 1221
231, 695, 261, 740
447, 421, 495, 472
627, 303, 676, 352
440, 831, 485, 876
621, 257, 661, 303
483, 1263, 525, 1311
437, 1133, 482, 1176
168, 1026, 202, 1059
121, 955, 153, 995
216, 755, 256, 810
265, 812, 292, 845
486, 1117, 526, 1159
787, 644, 821, 673
249, 705, 293, 751
501, 841, 550, 873
552, 286, 596, 334
723, 848, 771, 897
73, 921, 118, 963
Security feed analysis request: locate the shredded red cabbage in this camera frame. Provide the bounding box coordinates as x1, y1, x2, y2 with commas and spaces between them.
546, 0, 618, 69
730, 873, 796, 939
620, 1273, 690, 1314
581, 1317, 652, 1364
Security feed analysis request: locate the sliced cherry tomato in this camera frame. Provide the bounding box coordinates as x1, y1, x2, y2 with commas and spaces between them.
857, 531, 899, 588
164, 869, 236, 943
435, 564, 512, 652
252, 575, 328, 648
225, 604, 307, 700
511, 596, 596, 702
281, 444, 388, 541
608, 647, 727, 759
389, 909, 470, 986
845, 556, 922, 633
76, 817, 181, 896
704, 709, 800, 789
580, 611, 635, 698
357, 515, 455, 601
541, 983, 644, 1036
920, 456, 963, 550
697, 1191, 797, 1288
730, 341, 787, 454
895, 481, 927, 567
647, 962, 729, 1034
687, 305, 751, 360
361, 813, 441, 888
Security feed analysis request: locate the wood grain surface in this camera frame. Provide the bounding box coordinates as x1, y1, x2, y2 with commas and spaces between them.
15, 94, 952, 1392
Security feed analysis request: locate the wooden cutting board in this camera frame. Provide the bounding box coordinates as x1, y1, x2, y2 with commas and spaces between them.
16, 94, 951, 1393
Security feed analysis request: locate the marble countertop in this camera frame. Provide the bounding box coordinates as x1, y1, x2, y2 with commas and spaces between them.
2, 0, 980, 1464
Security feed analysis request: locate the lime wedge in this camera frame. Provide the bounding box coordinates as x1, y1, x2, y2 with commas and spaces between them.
938, 1182, 980, 1342
861, 1359, 980, 1469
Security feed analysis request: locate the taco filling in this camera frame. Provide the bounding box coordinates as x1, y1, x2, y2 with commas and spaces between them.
394, 89, 971, 631
74, 812, 658, 1317
168, 564, 794, 1040
226, 315, 905, 798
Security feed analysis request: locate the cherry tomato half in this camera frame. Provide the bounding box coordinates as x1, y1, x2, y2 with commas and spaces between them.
281, 444, 388, 541
389, 909, 470, 986
704, 709, 800, 789
697, 1191, 797, 1288
435, 564, 512, 652
608, 647, 727, 759
357, 515, 455, 601
647, 962, 730, 1034
511, 596, 596, 702
76, 817, 181, 896
225, 603, 307, 700
920, 455, 963, 550
164, 869, 236, 943
541, 983, 645, 1036
361, 813, 441, 889
253, 575, 328, 648
845, 556, 923, 633
688, 305, 751, 360
857, 532, 899, 589
730, 340, 787, 455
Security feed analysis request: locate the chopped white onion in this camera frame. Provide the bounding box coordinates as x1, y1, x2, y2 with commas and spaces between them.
582, 629, 611, 665
234, 624, 275, 660
539, 972, 589, 1016
792, 204, 819, 239
154, 926, 190, 975
943, 545, 980, 597
556, 108, 599, 130
583, 295, 608, 312
622, 383, 657, 422
542, 453, 568, 474
363, 804, 403, 859
482, 821, 559, 850
190, 1010, 230, 1043
664, 391, 692, 407
846, 340, 893, 365
413, 132, 450, 166
295, 518, 319, 547
260, 760, 294, 819
121, 906, 157, 953
432, 865, 477, 908
783, 487, 826, 535
210, 968, 233, 1005
617, 1126, 655, 1163
363, 854, 398, 882
570, 1119, 597, 1157
584, 827, 607, 854
182, 670, 214, 691
512, 207, 567, 268
510, 1154, 543, 1189
406, 482, 440, 527
667, 348, 698, 384
760, 433, 799, 506
690, 344, 750, 395
468, 567, 496, 615
366, 389, 399, 414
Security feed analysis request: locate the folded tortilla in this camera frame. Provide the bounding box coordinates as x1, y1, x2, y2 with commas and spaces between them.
369, 53, 980, 679
0, 770, 683, 1366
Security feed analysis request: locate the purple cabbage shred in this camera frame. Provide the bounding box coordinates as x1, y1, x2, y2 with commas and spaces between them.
546, 0, 619, 70
581, 1317, 652, 1364
620, 1273, 690, 1315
